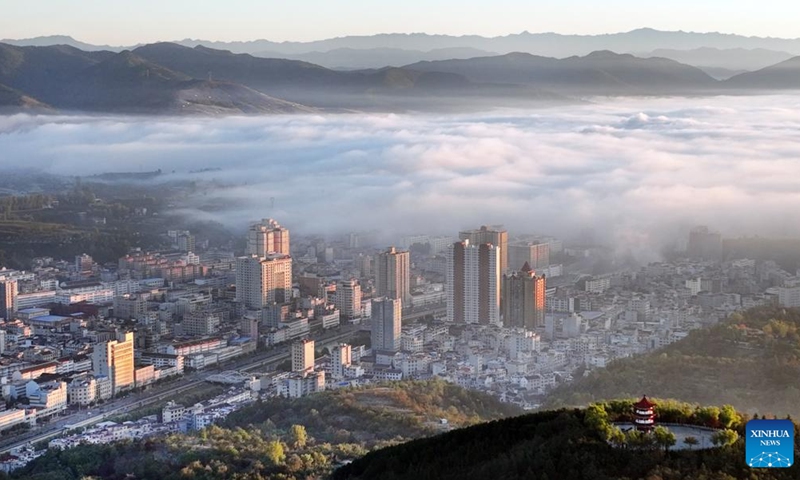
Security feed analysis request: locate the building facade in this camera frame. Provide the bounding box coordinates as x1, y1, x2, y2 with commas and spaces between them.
371, 297, 402, 352
1, 280, 18, 320
447, 240, 501, 325
291, 339, 315, 373
235, 254, 293, 309
375, 247, 411, 306
246, 218, 290, 257
508, 242, 550, 271
92, 331, 135, 394
330, 343, 352, 380
334, 279, 362, 320
459, 225, 508, 274
502, 263, 546, 330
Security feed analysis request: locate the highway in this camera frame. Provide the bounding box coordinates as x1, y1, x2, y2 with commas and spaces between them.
0, 305, 445, 456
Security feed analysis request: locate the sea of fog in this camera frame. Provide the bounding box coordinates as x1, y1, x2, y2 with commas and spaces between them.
1, 95, 800, 256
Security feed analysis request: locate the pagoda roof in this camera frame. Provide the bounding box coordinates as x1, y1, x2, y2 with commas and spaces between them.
633, 395, 656, 408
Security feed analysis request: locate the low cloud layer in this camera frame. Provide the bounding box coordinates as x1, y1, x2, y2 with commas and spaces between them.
2, 95, 800, 257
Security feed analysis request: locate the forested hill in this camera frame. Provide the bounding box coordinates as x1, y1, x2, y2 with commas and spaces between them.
6, 380, 521, 480
545, 306, 800, 417
333, 401, 796, 480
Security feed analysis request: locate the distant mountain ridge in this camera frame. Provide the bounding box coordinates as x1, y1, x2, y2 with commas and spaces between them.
1, 40, 800, 114
0, 43, 320, 114
640, 47, 794, 71
8, 28, 800, 57
404, 50, 719, 94
250, 46, 499, 70
724, 56, 800, 90
0, 35, 128, 52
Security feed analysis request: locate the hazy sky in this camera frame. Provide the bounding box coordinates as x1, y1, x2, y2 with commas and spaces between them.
3, 0, 800, 44
2, 95, 800, 260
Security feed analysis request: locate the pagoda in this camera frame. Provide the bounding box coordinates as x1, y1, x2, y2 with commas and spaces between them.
633, 395, 656, 432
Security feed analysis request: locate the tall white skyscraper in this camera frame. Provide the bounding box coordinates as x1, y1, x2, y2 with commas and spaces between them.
246, 218, 290, 257
375, 247, 410, 306
371, 297, 402, 352
447, 240, 500, 325
235, 254, 292, 310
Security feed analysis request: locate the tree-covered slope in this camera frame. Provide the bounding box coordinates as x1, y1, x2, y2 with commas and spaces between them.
5, 380, 521, 480
545, 307, 800, 416
334, 400, 794, 480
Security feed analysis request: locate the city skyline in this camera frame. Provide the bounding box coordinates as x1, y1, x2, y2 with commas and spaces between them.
2, 0, 800, 475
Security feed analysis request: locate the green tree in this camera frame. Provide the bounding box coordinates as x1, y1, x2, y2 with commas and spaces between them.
609, 427, 627, 448
718, 405, 739, 429
290, 424, 308, 448
653, 426, 677, 452
695, 406, 721, 427
711, 429, 739, 446
684, 436, 700, 447
584, 403, 612, 440
265, 440, 286, 465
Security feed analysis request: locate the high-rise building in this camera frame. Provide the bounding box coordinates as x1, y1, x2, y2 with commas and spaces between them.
0, 280, 17, 320
92, 331, 135, 394
176, 233, 196, 253
246, 218, 290, 257
235, 254, 292, 309
355, 254, 372, 279
334, 279, 362, 320
291, 339, 315, 373
447, 240, 500, 325
371, 297, 402, 352
0, 329, 6, 355
331, 343, 352, 379
375, 247, 410, 305
502, 262, 546, 330
687, 226, 722, 261
459, 225, 508, 274
75, 254, 93, 277
508, 242, 550, 271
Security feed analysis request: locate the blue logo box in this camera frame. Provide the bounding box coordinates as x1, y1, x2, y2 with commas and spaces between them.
746, 419, 794, 468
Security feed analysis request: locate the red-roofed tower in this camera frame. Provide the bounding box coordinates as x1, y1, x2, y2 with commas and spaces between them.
633, 395, 656, 432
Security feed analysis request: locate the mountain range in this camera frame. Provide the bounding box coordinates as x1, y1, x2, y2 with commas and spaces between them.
10, 29, 800, 56
638, 47, 794, 79
2, 38, 800, 114
7, 33, 800, 75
